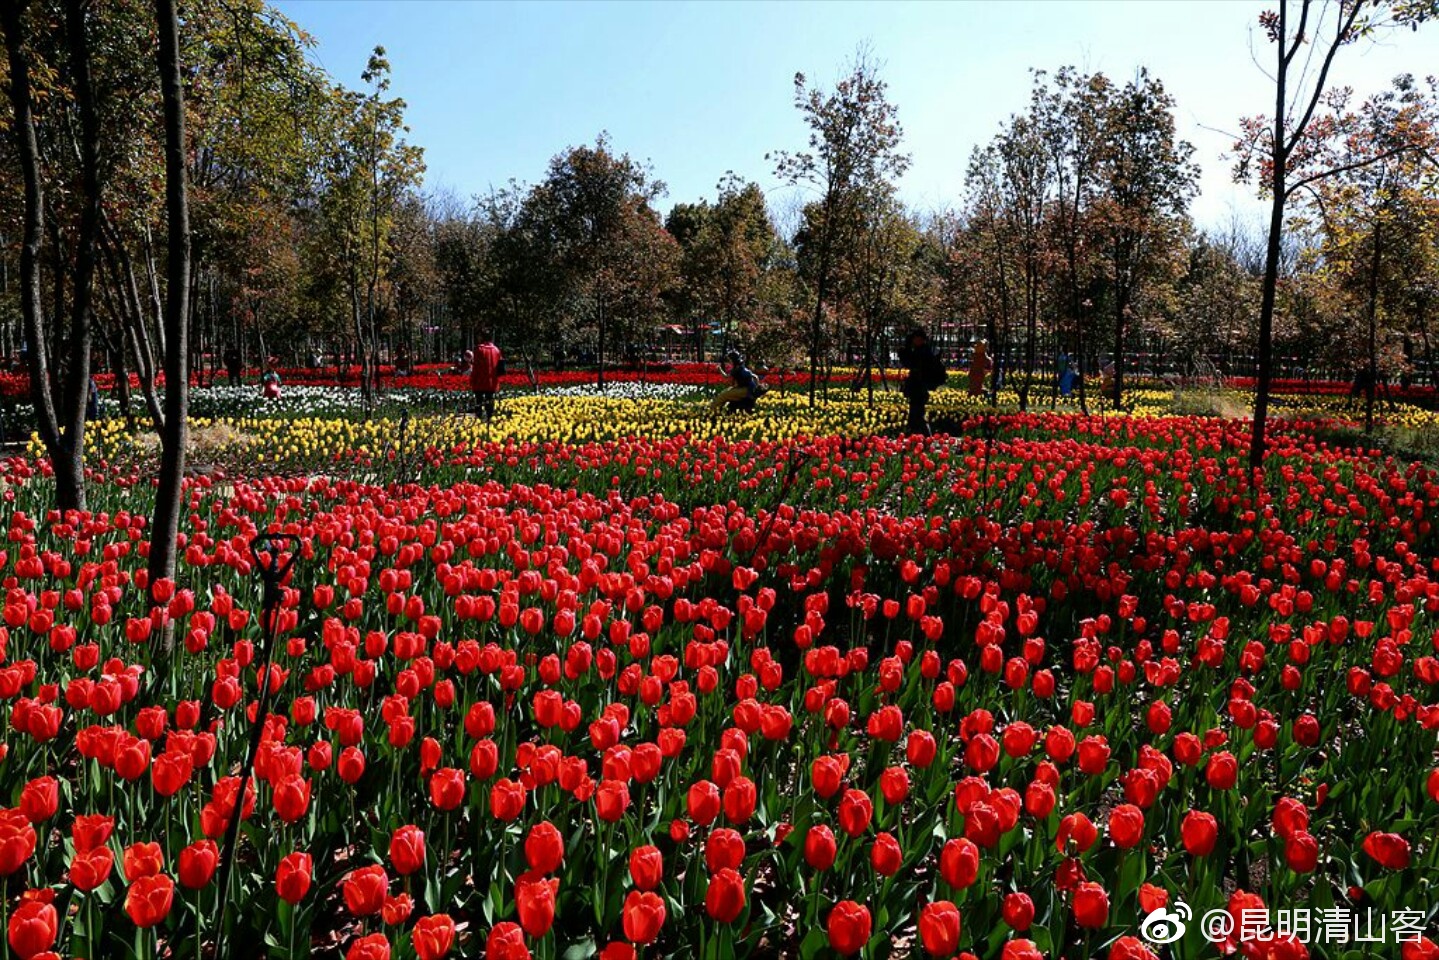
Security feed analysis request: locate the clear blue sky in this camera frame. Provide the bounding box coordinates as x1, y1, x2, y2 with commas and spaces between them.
274, 0, 1439, 229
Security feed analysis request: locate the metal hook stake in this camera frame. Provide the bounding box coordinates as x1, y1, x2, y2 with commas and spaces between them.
213, 532, 299, 959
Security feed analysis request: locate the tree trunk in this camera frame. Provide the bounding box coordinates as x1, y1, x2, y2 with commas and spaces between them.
59, 0, 100, 503
351, 263, 371, 415
1020, 254, 1037, 411
1112, 281, 1128, 409
1364, 217, 1382, 434
596, 294, 607, 389
1250, 0, 1290, 472
104, 226, 165, 432
2, 0, 87, 511
147, 0, 191, 599
808, 237, 832, 408
1419, 307, 1436, 389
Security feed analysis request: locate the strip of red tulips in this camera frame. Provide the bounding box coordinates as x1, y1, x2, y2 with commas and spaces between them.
0, 416, 1436, 959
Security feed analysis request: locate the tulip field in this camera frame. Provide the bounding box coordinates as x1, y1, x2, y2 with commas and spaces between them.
1, 387, 1439, 960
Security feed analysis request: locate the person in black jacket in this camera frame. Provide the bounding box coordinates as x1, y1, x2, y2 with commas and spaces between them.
709, 350, 763, 414
898, 328, 943, 436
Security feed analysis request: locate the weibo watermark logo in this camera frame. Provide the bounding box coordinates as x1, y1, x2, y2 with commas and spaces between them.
1140, 900, 1192, 945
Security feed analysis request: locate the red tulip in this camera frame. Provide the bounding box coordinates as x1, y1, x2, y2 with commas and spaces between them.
722, 776, 756, 823
1109, 936, 1160, 960
1205, 751, 1237, 790
907, 731, 938, 767
879, 766, 909, 805
1107, 804, 1144, 849
125, 874, 175, 928
919, 901, 962, 957
811, 755, 847, 798
1272, 797, 1309, 840
71, 814, 113, 852
389, 825, 426, 876
704, 828, 745, 872
596, 779, 631, 822
1362, 831, 1411, 870
1181, 810, 1217, 856
628, 845, 663, 891
70, 846, 114, 892
827, 900, 872, 956
7, 900, 57, 959
1056, 813, 1098, 854
1072, 881, 1110, 929
0, 810, 38, 875
939, 837, 980, 889
338, 746, 366, 784
1139, 880, 1162, 915
687, 780, 721, 825
622, 890, 666, 945
177, 840, 219, 889
151, 752, 193, 798
382, 893, 414, 926
871, 831, 902, 876
276, 852, 313, 904
123, 842, 164, 881
705, 867, 746, 923
1003, 892, 1035, 931
490, 778, 527, 822
346, 933, 391, 960
272, 774, 312, 823
515, 871, 559, 938
1400, 936, 1439, 960
804, 825, 837, 871
1002, 939, 1044, 960
18, 778, 57, 824
1284, 831, 1319, 873
343, 865, 389, 916
525, 821, 565, 873
413, 914, 456, 960
836, 788, 873, 837
485, 922, 531, 960
1076, 735, 1110, 775
429, 768, 466, 811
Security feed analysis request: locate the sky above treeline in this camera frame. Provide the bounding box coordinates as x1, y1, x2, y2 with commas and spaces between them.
274, 0, 1439, 230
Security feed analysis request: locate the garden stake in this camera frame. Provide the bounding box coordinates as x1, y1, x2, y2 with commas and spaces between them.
213, 533, 299, 960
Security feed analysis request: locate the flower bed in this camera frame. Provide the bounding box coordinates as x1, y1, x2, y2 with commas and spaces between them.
0, 412, 1436, 959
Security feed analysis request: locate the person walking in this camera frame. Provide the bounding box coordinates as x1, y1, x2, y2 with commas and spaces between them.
899, 328, 945, 436
261, 358, 282, 399
224, 345, 242, 386
967, 340, 990, 397
471, 334, 503, 421
1057, 353, 1078, 398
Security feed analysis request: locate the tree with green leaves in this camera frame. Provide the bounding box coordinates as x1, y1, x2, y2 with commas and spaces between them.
1092, 69, 1198, 407
837, 185, 932, 405
1295, 75, 1439, 430
995, 114, 1053, 409
520, 135, 677, 385
1233, 0, 1437, 469
147, 0, 191, 598
0, 0, 107, 511
313, 46, 424, 413
1170, 229, 1262, 367
772, 50, 909, 404
667, 175, 788, 361
1032, 67, 1111, 415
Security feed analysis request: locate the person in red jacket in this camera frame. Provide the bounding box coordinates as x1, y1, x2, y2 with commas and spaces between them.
470, 334, 503, 421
